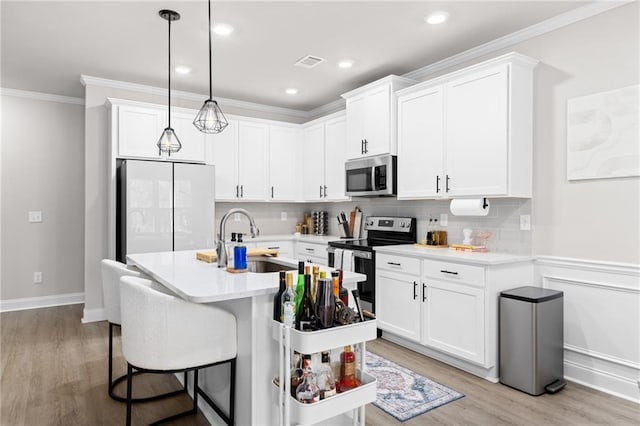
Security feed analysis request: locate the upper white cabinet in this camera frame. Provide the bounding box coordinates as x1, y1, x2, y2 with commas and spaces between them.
396, 52, 538, 199
108, 99, 207, 163
301, 113, 350, 202
213, 118, 269, 201
269, 125, 300, 201
342, 75, 415, 160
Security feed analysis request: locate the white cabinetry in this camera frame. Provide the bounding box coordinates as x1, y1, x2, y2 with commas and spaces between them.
301, 113, 350, 202
212, 118, 268, 201
396, 53, 538, 199
107, 99, 208, 163
295, 241, 328, 266
269, 126, 300, 201
375, 249, 533, 380
342, 75, 415, 159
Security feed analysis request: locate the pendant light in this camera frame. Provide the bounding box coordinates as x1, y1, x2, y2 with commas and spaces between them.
157, 9, 182, 156
193, 0, 228, 134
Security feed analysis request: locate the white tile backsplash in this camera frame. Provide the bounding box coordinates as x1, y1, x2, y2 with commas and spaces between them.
217, 198, 532, 255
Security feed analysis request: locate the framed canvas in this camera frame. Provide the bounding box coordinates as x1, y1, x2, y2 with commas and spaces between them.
566, 84, 639, 181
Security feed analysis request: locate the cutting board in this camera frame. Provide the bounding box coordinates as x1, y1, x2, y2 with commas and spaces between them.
196, 248, 279, 263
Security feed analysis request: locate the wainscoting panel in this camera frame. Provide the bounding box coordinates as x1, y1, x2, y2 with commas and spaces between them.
536, 256, 640, 403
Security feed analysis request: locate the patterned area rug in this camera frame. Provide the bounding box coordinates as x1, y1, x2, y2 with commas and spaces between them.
365, 351, 464, 422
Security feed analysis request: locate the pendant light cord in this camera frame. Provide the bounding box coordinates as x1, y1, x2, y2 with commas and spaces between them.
208, 0, 213, 100
168, 14, 172, 128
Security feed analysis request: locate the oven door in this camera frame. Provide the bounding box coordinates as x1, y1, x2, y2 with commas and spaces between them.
327, 247, 376, 313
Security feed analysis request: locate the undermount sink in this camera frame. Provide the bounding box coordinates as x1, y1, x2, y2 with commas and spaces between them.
246, 258, 296, 274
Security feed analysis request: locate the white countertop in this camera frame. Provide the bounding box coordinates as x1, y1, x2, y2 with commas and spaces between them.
375, 245, 534, 266
127, 250, 365, 303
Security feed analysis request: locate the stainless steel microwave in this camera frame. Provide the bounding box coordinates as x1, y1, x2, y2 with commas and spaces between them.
345, 154, 397, 197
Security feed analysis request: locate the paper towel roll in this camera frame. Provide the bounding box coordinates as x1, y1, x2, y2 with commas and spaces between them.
450, 199, 490, 216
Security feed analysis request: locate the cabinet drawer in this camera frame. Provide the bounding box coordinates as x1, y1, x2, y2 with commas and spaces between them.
376, 253, 421, 276
423, 259, 485, 287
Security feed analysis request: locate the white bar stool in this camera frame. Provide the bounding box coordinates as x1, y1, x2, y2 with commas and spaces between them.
120, 276, 237, 425
101, 259, 188, 403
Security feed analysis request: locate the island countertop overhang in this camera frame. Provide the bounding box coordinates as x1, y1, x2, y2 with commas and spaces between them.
127, 250, 366, 304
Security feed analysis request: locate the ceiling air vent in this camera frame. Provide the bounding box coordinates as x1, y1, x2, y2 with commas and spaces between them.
294, 55, 324, 69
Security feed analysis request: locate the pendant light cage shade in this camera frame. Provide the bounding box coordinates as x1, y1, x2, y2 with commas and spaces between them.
193, 100, 229, 134
157, 127, 182, 156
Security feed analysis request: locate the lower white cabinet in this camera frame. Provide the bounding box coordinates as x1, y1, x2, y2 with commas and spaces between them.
422, 280, 485, 364
375, 251, 532, 374
295, 241, 328, 266
375, 269, 421, 342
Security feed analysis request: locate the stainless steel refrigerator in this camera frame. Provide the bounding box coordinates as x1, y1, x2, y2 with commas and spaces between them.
116, 159, 215, 263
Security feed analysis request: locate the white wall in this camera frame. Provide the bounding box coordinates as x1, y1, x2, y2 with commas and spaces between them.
0, 95, 85, 304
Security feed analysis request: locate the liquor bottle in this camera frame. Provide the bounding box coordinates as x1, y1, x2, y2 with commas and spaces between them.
338, 269, 348, 306
311, 265, 320, 301
295, 363, 319, 403
233, 233, 247, 270
319, 271, 327, 280
273, 271, 287, 322
281, 272, 296, 328
296, 275, 317, 331
295, 261, 305, 311
337, 345, 361, 393
316, 351, 336, 399
315, 278, 335, 329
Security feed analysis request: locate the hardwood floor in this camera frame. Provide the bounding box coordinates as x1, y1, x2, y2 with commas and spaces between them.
1, 305, 638, 425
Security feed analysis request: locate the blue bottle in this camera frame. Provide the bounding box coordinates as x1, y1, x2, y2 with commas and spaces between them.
234, 233, 247, 271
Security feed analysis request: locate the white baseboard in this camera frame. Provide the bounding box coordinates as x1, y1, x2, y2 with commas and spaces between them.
537, 256, 640, 403
0, 292, 84, 313
82, 307, 106, 323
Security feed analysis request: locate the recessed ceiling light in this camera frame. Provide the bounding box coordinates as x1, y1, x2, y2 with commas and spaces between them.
285, 88, 298, 95
212, 23, 234, 36
338, 60, 354, 69
425, 12, 449, 25
175, 65, 191, 74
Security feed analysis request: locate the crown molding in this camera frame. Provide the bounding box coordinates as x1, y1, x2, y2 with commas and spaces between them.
80, 75, 309, 120
403, 1, 631, 81
307, 98, 345, 120
0, 87, 84, 105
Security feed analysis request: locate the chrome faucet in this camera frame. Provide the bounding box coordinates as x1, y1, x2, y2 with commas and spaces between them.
216, 208, 259, 268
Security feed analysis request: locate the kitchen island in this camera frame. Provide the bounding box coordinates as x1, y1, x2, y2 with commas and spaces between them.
127, 250, 366, 426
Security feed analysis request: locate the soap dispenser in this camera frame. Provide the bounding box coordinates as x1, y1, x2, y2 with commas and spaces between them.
234, 233, 247, 271
227, 232, 237, 268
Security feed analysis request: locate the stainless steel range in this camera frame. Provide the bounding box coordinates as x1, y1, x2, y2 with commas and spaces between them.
327, 216, 417, 313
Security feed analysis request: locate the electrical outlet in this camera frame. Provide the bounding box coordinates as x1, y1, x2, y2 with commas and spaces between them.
440, 213, 448, 227
28, 211, 42, 223
33, 272, 43, 284
234, 213, 241, 222
520, 214, 531, 231
281, 211, 287, 221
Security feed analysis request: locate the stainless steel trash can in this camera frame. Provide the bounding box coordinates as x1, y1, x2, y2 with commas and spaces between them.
499, 286, 566, 395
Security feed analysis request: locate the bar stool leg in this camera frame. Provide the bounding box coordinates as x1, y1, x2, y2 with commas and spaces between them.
193, 369, 199, 415
126, 363, 133, 426
229, 358, 236, 426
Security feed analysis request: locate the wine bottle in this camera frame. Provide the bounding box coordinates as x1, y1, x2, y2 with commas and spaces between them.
296, 275, 317, 331
295, 261, 305, 311
273, 271, 287, 322
281, 272, 296, 328
337, 345, 361, 393
316, 351, 336, 399
315, 278, 335, 329
311, 265, 320, 301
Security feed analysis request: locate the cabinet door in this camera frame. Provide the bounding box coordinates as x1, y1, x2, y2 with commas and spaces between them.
118, 105, 165, 158
170, 111, 206, 163
345, 97, 365, 159
376, 270, 421, 342
363, 85, 391, 157
238, 121, 268, 200
173, 163, 215, 250
323, 117, 349, 201
269, 126, 299, 201
397, 87, 444, 199
301, 124, 325, 201
422, 280, 485, 364
445, 65, 509, 196
212, 119, 239, 200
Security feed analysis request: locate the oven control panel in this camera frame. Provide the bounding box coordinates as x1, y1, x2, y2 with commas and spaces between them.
364, 216, 414, 232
